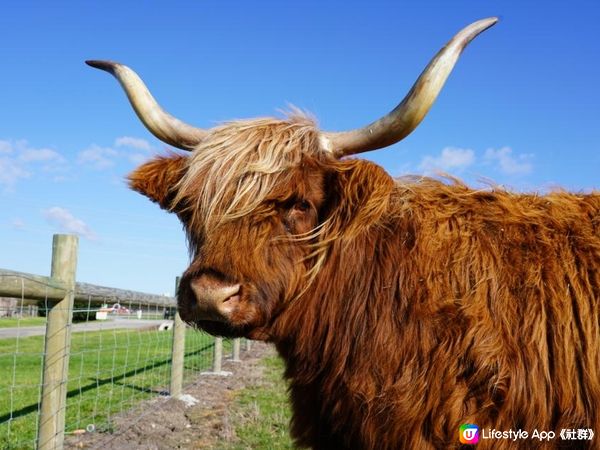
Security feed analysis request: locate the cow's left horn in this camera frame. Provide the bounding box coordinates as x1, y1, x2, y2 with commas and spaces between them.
321, 17, 498, 157
86, 60, 207, 151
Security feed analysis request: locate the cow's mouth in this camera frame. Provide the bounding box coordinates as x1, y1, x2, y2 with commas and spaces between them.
195, 320, 246, 338
192, 320, 271, 341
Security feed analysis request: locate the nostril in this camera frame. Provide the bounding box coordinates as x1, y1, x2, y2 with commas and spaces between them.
189, 273, 241, 320
217, 285, 240, 303
223, 293, 240, 303
190, 278, 240, 304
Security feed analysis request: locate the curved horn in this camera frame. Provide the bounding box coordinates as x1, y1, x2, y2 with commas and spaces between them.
86, 60, 207, 151
321, 17, 498, 157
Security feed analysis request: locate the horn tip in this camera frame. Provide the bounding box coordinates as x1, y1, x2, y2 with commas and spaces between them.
475, 17, 500, 32
85, 60, 121, 74
453, 17, 499, 48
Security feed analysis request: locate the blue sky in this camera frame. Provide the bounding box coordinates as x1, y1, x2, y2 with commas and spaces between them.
1, 1, 598, 295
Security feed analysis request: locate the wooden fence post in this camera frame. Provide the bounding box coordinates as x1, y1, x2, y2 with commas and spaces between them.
170, 277, 185, 398
37, 234, 78, 450
232, 338, 241, 362
213, 337, 223, 372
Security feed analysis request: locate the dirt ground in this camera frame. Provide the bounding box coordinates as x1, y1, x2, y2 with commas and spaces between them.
65, 342, 276, 450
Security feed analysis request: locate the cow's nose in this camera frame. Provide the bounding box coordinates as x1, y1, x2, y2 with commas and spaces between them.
190, 273, 241, 321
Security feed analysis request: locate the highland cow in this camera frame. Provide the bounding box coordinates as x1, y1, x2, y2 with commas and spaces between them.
88, 17, 600, 450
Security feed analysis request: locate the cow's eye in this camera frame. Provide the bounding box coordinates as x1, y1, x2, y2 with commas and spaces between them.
293, 200, 311, 213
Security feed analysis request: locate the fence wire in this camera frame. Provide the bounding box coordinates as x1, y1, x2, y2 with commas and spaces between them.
0, 274, 48, 450
0, 268, 241, 450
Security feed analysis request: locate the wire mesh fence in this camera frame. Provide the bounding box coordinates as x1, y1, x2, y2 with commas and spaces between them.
0, 293, 45, 450
0, 234, 243, 450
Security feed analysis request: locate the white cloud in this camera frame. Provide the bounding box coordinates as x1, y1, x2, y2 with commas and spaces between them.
19, 147, 64, 163
419, 147, 475, 173
0, 157, 31, 190
78, 138, 154, 169
43, 207, 97, 241
0, 141, 13, 154
484, 147, 533, 175
115, 136, 155, 165
115, 136, 153, 151
11, 218, 26, 230
127, 153, 152, 165
77, 144, 118, 170
0, 140, 68, 190
0, 136, 155, 190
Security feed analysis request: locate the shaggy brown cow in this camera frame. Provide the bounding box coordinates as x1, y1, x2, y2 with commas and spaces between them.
88, 18, 600, 450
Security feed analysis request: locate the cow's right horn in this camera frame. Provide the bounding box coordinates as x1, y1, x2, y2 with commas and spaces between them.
321, 17, 498, 157
86, 60, 207, 151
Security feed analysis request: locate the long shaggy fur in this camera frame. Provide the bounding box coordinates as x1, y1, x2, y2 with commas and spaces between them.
275, 176, 600, 449
129, 115, 600, 450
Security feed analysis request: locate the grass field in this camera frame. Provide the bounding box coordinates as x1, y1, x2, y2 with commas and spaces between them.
0, 327, 217, 450
225, 355, 294, 450
0, 318, 47, 328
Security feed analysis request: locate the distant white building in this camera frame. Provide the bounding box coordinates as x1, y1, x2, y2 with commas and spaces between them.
0, 297, 39, 317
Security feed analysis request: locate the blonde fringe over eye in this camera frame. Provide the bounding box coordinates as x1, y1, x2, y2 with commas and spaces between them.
173, 113, 325, 233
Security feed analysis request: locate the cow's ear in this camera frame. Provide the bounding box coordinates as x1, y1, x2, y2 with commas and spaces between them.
127, 154, 188, 210
326, 159, 395, 234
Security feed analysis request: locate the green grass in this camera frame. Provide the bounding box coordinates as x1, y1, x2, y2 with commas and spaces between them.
0, 318, 46, 328
225, 355, 295, 450
0, 327, 216, 450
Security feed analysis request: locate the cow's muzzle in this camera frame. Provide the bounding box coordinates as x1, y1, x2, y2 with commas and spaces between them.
188, 273, 241, 322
